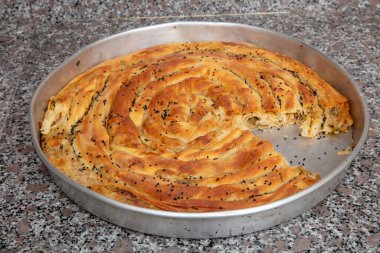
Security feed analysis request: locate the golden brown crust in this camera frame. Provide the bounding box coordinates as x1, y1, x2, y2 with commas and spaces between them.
40, 42, 351, 212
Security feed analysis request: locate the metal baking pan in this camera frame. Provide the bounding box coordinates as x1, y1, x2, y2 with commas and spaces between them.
30, 22, 369, 238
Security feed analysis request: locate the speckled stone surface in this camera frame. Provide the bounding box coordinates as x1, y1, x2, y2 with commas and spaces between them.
1, 1, 379, 252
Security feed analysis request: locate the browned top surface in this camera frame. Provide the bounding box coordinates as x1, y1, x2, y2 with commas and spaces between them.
40, 42, 354, 212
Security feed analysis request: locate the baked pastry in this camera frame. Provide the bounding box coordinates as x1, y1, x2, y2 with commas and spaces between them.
40, 42, 352, 212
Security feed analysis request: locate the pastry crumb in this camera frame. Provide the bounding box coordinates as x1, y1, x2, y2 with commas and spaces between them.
337, 145, 352, 155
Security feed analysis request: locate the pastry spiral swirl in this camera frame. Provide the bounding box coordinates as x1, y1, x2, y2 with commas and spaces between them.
41, 42, 352, 212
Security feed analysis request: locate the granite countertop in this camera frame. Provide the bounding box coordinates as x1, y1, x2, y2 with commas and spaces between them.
1, 1, 379, 252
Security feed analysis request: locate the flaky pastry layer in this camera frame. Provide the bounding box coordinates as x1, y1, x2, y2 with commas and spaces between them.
40, 42, 352, 212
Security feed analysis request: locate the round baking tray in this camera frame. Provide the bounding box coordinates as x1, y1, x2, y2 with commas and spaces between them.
30, 22, 369, 238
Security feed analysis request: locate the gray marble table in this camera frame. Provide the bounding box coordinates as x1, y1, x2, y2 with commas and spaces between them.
1, 1, 379, 252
